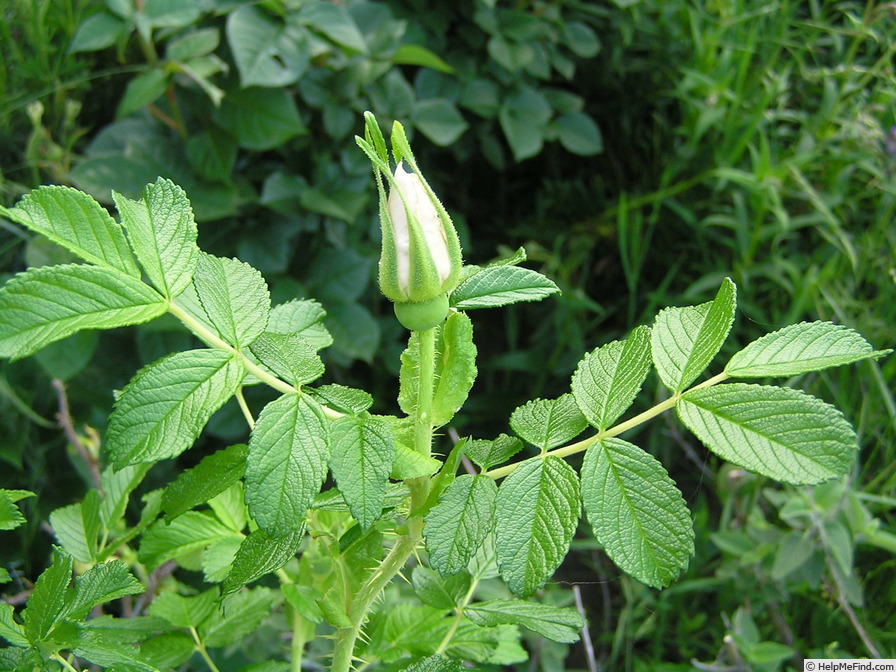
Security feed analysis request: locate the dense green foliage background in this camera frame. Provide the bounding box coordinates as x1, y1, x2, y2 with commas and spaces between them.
1, 0, 894, 669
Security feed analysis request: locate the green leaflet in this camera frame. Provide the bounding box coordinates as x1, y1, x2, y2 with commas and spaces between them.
494, 456, 580, 598
113, 177, 200, 299
677, 383, 858, 484
466, 434, 522, 472
200, 587, 278, 648
464, 599, 583, 643
22, 548, 73, 643
250, 332, 324, 387
148, 589, 218, 629
725, 320, 891, 378
652, 277, 736, 392
399, 312, 478, 426
107, 349, 245, 468
392, 443, 442, 480
449, 265, 560, 309
0, 263, 167, 360
399, 655, 466, 672
411, 565, 471, 610
192, 253, 271, 348
245, 393, 330, 536
1, 185, 140, 277
0, 603, 27, 647
162, 444, 249, 522
581, 438, 694, 588
139, 512, 239, 570
571, 325, 652, 430
328, 415, 394, 530
65, 560, 144, 621
50, 492, 101, 563
432, 312, 478, 427
222, 528, 304, 595
227, 5, 310, 88
307, 383, 372, 415
99, 464, 151, 530
509, 394, 588, 451
425, 474, 497, 576
266, 299, 333, 351
73, 628, 159, 672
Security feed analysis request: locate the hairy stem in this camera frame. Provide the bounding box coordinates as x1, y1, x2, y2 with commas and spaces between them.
331, 327, 438, 671
167, 299, 343, 419
485, 371, 730, 480
330, 527, 422, 672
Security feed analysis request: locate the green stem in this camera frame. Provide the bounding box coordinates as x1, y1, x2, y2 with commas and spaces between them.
50, 653, 79, 672
167, 299, 343, 419
409, 327, 437, 509
235, 386, 255, 430
414, 328, 437, 459
330, 327, 439, 671
330, 529, 422, 672
486, 372, 730, 480
190, 627, 223, 672
434, 575, 480, 655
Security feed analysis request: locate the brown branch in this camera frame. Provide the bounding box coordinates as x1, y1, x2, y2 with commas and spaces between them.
52, 379, 102, 491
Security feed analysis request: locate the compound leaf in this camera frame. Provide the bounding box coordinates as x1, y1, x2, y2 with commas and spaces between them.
677, 383, 858, 484
581, 438, 693, 588
450, 265, 559, 309
464, 599, 583, 643
112, 178, 200, 299
245, 393, 330, 536
107, 349, 245, 468
192, 253, 270, 348
652, 278, 736, 392
494, 457, 580, 597
0, 264, 166, 360
1, 186, 139, 276
425, 474, 497, 576
329, 416, 394, 530
510, 394, 587, 451
162, 444, 249, 522
726, 321, 891, 378
572, 325, 652, 430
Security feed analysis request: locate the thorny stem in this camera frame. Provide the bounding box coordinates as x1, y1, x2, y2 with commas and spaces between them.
331, 327, 437, 672
330, 528, 422, 672
485, 371, 730, 480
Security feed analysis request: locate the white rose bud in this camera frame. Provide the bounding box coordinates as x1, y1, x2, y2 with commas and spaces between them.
378, 162, 462, 330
